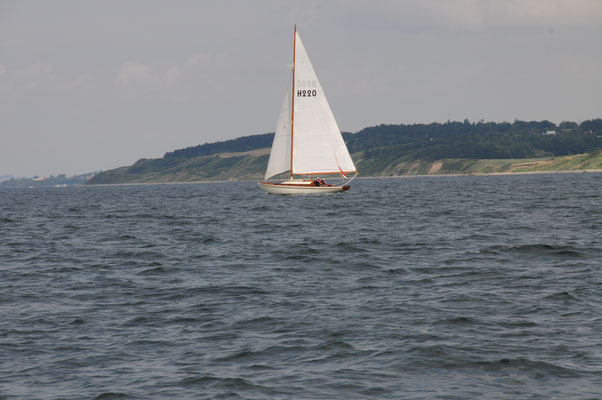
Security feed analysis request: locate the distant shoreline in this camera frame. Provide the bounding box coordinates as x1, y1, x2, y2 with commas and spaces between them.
80, 168, 602, 187
365, 169, 602, 179
83, 180, 234, 187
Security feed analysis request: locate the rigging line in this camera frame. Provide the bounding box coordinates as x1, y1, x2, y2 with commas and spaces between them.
333, 152, 347, 181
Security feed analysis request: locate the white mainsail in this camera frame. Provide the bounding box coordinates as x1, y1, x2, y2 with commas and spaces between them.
290, 32, 355, 176
264, 31, 356, 180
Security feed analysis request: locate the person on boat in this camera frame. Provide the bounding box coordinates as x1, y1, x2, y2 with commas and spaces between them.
311, 177, 326, 186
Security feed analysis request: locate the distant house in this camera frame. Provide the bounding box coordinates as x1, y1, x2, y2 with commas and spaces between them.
544, 130, 557, 135
584, 130, 593, 135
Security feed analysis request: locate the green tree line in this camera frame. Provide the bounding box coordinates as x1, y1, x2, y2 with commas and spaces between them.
162, 119, 602, 162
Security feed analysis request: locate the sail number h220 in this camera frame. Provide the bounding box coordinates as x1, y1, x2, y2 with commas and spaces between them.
297, 89, 317, 97
296, 80, 317, 97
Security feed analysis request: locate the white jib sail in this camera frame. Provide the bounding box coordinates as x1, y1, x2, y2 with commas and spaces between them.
291, 32, 356, 176
264, 87, 291, 180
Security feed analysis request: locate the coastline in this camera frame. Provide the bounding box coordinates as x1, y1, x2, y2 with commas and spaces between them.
80, 168, 602, 187
365, 169, 602, 180
85, 149, 602, 187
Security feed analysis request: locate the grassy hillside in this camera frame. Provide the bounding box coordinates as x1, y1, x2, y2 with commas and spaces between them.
88, 151, 269, 184
88, 150, 602, 184
88, 119, 602, 184
353, 151, 602, 176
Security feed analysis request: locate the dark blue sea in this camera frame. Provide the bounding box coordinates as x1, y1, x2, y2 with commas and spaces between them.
1, 174, 601, 399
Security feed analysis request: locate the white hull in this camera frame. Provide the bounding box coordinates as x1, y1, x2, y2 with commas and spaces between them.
258, 181, 349, 195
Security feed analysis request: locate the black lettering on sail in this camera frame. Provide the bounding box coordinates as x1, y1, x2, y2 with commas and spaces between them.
297, 89, 318, 97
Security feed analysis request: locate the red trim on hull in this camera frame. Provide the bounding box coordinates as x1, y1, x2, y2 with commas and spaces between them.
291, 171, 358, 176
259, 181, 338, 188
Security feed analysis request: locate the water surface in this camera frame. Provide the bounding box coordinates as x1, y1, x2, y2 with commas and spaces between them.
1, 174, 601, 399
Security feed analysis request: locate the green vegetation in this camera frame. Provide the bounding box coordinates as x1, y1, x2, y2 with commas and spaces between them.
347, 119, 602, 175
88, 119, 602, 184
88, 153, 270, 184
360, 151, 602, 176
163, 133, 274, 159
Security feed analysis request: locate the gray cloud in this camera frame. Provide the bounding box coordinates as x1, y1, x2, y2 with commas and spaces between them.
1, 0, 601, 177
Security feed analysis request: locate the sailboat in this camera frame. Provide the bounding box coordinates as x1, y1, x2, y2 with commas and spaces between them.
258, 26, 357, 195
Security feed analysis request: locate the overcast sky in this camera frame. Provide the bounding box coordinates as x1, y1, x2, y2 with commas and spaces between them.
1, 0, 601, 177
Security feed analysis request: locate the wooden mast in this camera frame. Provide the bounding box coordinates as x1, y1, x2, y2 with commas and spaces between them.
289, 25, 296, 179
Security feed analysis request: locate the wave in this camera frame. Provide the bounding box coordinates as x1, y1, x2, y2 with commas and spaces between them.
479, 243, 595, 258
92, 393, 140, 400
543, 291, 578, 301
472, 358, 582, 378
